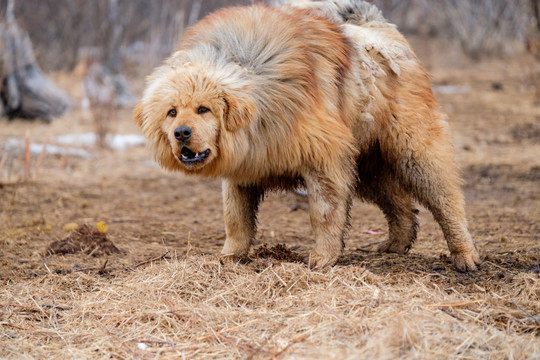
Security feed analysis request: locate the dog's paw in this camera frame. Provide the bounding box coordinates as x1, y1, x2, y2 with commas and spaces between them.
219, 254, 250, 265
377, 239, 411, 255
221, 238, 250, 259
308, 252, 339, 270
451, 249, 481, 272
219, 254, 236, 263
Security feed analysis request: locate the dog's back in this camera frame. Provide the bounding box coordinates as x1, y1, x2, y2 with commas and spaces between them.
285, 0, 389, 27
176, 5, 351, 119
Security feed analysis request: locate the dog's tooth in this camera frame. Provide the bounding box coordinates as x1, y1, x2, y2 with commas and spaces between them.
181, 154, 187, 159
195, 152, 199, 158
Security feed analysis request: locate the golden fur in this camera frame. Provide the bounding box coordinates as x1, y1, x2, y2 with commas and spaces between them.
134, 1, 480, 271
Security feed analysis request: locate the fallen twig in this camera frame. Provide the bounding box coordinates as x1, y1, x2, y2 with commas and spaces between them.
41, 303, 73, 311
485, 261, 513, 273
0, 303, 41, 313
131, 251, 171, 269
438, 307, 464, 321
0, 321, 30, 330
98, 259, 109, 274
426, 300, 483, 308
511, 300, 540, 326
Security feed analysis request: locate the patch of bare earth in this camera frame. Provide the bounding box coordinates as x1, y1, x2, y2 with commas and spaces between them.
0, 54, 539, 358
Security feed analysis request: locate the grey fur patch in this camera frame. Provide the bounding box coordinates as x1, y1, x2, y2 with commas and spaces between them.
283, 0, 388, 26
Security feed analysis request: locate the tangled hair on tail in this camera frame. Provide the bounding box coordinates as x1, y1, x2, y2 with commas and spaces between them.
283, 0, 389, 26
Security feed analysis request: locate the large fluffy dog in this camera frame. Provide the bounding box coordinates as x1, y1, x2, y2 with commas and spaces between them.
134, 0, 481, 271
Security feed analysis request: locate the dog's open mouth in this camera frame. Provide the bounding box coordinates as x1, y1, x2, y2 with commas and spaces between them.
179, 147, 210, 165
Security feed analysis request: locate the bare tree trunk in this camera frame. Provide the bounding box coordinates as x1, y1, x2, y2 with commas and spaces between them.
5, 0, 13, 22
533, 0, 540, 32
0, 0, 70, 121
188, 0, 202, 26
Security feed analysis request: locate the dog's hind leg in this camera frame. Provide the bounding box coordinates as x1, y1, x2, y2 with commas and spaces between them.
221, 180, 262, 259
382, 128, 480, 272
357, 182, 419, 255
356, 147, 419, 254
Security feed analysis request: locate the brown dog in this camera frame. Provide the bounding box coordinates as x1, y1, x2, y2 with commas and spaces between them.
134, 0, 480, 271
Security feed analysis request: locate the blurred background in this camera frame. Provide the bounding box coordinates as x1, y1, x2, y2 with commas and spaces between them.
0, 0, 538, 125
6, 0, 540, 71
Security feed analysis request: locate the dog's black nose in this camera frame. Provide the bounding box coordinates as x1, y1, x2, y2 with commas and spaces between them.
174, 126, 192, 142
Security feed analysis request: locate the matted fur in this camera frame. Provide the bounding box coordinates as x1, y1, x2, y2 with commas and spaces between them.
135, 0, 480, 271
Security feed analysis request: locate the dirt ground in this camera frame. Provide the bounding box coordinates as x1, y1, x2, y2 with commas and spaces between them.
0, 40, 539, 359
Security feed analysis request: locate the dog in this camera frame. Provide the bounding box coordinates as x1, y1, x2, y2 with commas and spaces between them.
134, 0, 480, 271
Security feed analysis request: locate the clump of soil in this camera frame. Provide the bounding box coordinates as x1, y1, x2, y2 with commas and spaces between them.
45, 224, 120, 257
252, 244, 304, 263
512, 122, 540, 141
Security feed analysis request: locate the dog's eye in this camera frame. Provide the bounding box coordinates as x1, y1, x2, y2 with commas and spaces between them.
167, 109, 177, 118
197, 106, 210, 114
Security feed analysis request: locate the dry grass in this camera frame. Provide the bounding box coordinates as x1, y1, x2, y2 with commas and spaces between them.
1, 248, 538, 359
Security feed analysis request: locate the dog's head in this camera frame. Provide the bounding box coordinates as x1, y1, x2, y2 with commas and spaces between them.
134, 59, 257, 176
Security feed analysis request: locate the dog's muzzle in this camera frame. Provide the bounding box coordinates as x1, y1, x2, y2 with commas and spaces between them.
179, 147, 210, 164
173, 125, 210, 165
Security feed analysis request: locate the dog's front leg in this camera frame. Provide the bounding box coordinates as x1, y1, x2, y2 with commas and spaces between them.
304, 170, 353, 269
221, 179, 262, 259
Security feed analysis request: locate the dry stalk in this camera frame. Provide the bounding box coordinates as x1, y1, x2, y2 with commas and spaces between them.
0, 152, 8, 175
426, 300, 484, 308
24, 131, 30, 179
33, 138, 49, 176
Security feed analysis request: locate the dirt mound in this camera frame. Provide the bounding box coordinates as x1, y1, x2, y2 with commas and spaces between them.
45, 224, 120, 256
512, 122, 540, 142
252, 244, 304, 263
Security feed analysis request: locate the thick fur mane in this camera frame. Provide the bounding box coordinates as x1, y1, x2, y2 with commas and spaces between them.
143, 5, 357, 183
173, 5, 348, 126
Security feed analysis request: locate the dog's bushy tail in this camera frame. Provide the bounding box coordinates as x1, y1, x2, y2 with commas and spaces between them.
281, 0, 387, 26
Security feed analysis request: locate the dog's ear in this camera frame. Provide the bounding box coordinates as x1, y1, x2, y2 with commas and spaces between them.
224, 93, 256, 132
133, 102, 145, 127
